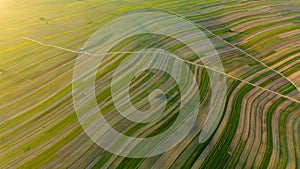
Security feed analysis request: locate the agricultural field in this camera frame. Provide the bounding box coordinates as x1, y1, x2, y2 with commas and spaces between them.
0, 0, 299, 168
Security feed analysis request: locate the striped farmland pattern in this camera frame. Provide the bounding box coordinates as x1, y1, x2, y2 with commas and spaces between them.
0, 0, 299, 168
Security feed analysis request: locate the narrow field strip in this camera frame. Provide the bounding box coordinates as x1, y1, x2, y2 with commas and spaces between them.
21, 36, 300, 104
145, 5, 300, 92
